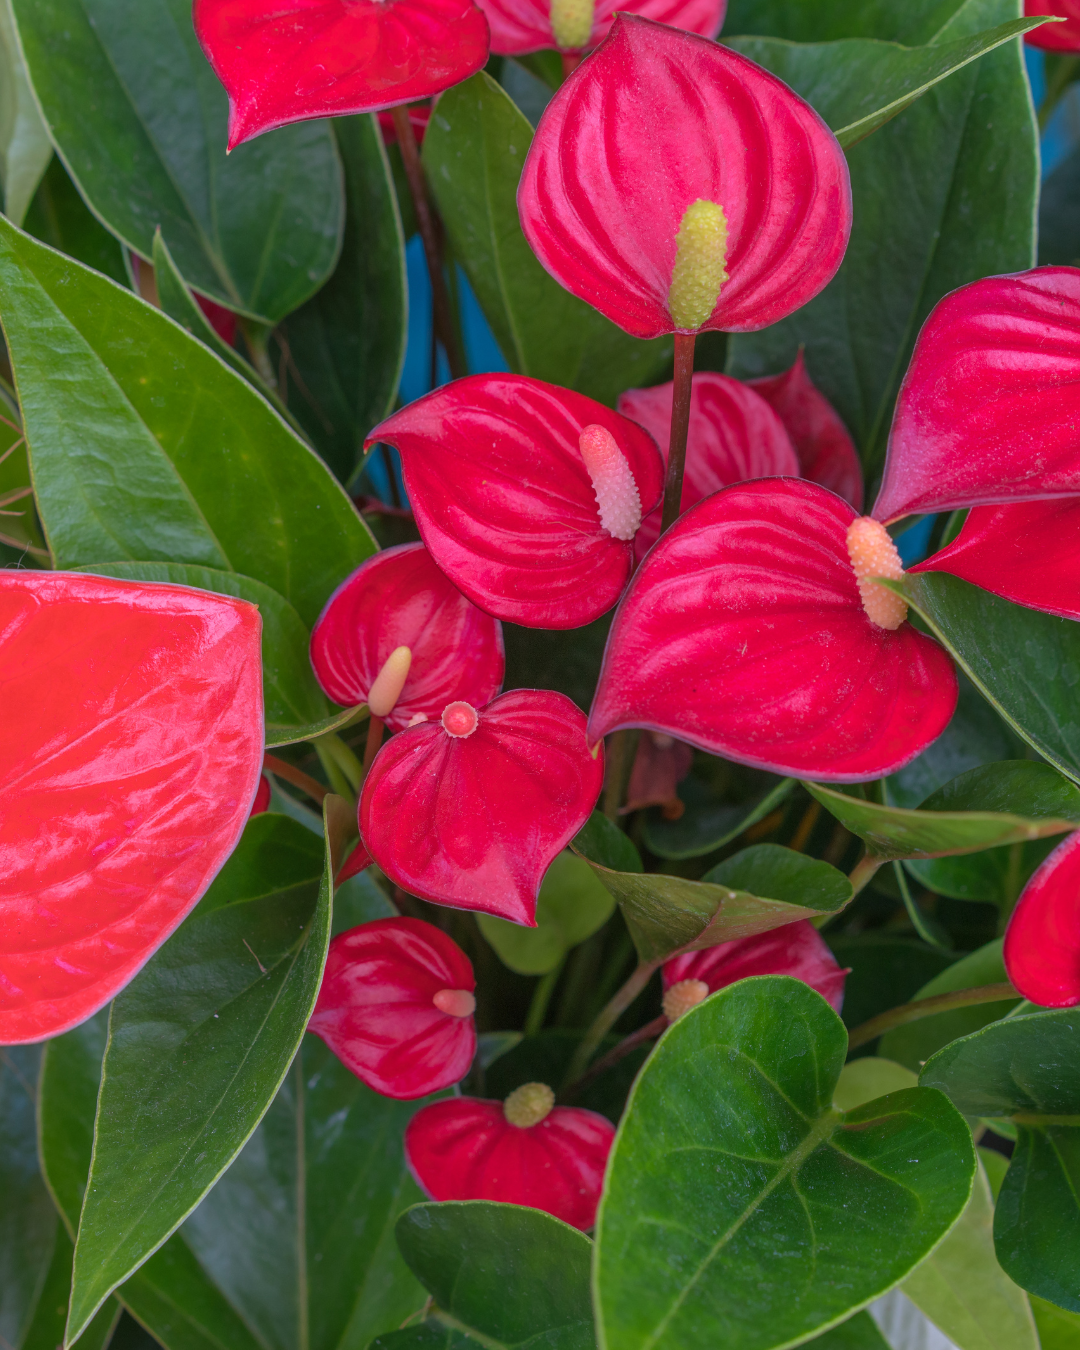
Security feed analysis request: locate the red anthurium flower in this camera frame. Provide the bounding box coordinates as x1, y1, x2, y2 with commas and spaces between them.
478, 0, 724, 56
360, 690, 604, 923
404, 1083, 615, 1228
196, 293, 239, 346
587, 479, 957, 781
662, 921, 848, 1019
518, 15, 852, 339
308, 917, 477, 1097
1025, 0, 1080, 50
193, 0, 491, 149
368, 375, 664, 629
622, 731, 693, 816
1004, 831, 1080, 1007
336, 837, 374, 885
310, 543, 505, 732
251, 774, 272, 816
0, 572, 263, 1045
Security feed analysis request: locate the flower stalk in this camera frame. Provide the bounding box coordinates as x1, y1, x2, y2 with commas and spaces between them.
660, 332, 696, 533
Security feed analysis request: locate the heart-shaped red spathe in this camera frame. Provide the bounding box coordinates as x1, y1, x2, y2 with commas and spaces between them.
518, 15, 852, 339
360, 690, 604, 923
193, 0, 491, 149
1025, 0, 1080, 51
747, 352, 863, 510
308, 918, 477, 1098
1004, 830, 1080, 1007
587, 479, 957, 782
478, 0, 724, 54
618, 371, 799, 560
663, 920, 848, 1012
368, 374, 664, 629
310, 543, 505, 732
875, 268, 1080, 524
0, 572, 263, 1045
404, 1096, 615, 1229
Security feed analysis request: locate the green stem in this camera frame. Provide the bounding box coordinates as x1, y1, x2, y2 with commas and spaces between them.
525, 960, 565, 1036
240, 318, 278, 388
316, 731, 363, 794
560, 958, 661, 1090
848, 852, 883, 897
894, 861, 950, 952
263, 753, 328, 805
846, 982, 1018, 1052
314, 741, 354, 804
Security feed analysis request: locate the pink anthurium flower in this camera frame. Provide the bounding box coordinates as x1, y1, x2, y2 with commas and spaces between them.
478, 0, 724, 57
1003, 830, 1080, 1007
193, 0, 491, 149
360, 690, 604, 923
368, 374, 664, 629
310, 543, 505, 732
404, 1082, 615, 1229
308, 918, 477, 1097
1025, 0, 1080, 50
518, 15, 852, 339
587, 478, 958, 782
0, 572, 263, 1045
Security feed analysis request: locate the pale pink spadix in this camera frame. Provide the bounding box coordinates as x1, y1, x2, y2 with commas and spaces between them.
579, 424, 643, 541
846, 518, 908, 631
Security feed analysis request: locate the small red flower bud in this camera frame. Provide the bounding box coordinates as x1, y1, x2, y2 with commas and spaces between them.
1004, 830, 1080, 1008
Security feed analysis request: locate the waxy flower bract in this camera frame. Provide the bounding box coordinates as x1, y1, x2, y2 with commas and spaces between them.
1004, 831, 1080, 1008
518, 15, 852, 339
1025, 0, 1080, 50
478, 0, 724, 56
194, 0, 491, 148
369, 374, 664, 629
0, 573, 263, 1044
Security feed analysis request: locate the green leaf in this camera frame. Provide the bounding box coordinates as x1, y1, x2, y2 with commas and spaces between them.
572, 810, 643, 874
66, 806, 340, 1342
829, 936, 956, 1041
0, 0, 51, 226
595, 976, 977, 1350
0, 379, 46, 561
1030, 1295, 1080, 1350
22, 155, 127, 285
801, 1314, 890, 1350
1039, 142, 1080, 269
485, 1028, 650, 1124
0, 213, 377, 627
833, 1056, 918, 1110
478, 851, 616, 975
375, 1202, 594, 1350
422, 72, 673, 405
11, 0, 343, 323
266, 703, 369, 750
723, 0, 1014, 42
277, 116, 407, 484
642, 777, 795, 862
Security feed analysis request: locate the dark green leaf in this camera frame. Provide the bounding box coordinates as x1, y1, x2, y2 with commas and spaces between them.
422, 72, 673, 405
485, 1028, 650, 1124
827, 935, 956, 1036
503, 613, 611, 712
595, 977, 976, 1350
22, 155, 127, 285
0, 380, 46, 560
905, 838, 1056, 908
1039, 142, 1080, 269
573, 811, 643, 875
723, 0, 1005, 42
0, 0, 51, 226
642, 778, 795, 862
801, 1313, 890, 1350
12, 0, 343, 322
703, 844, 853, 909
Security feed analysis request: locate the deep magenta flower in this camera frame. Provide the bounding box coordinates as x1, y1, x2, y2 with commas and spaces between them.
360, 690, 604, 923
518, 16, 852, 339
1004, 831, 1080, 1008
193, 0, 491, 148
404, 1083, 615, 1229
369, 375, 664, 629
477, 0, 724, 56
310, 543, 505, 731
1025, 0, 1080, 50
308, 918, 477, 1098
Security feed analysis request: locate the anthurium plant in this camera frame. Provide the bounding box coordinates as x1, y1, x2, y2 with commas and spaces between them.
4, 2, 1080, 1349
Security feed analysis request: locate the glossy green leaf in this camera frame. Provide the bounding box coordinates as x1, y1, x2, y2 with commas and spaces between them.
724, 0, 1019, 41
267, 703, 369, 751
67, 807, 339, 1342
573, 810, 644, 874
833, 1056, 918, 1111
595, 977, 977, 1350
0, 379, 46, 561
422, 72, 673, 405
11, 0, 343, 323
22, 155, 127, 285
802, 1314, 891, 1350
0, 213, 377, 627
0, 0, 50, 226
905, 839, 1056, 909
1030, 1295, 1080, 1350
478, 851, 616, 975
642, 777, 795, 862
374, 1202, 594, 1350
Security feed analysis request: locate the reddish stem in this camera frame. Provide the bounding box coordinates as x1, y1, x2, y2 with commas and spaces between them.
264, 754, 328, 805
361, 715, 385, 781
563, 1014, 667, 1100
561, 50, 582, 78
660, 332, 696, 533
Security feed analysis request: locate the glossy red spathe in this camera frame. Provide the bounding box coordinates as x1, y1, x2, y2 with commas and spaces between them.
1024, 0, 1080, 50
0, 572, 263, 1045
518, 16, 851, 339
310, 543, 505, 731
360, 690, 604, 923
1003, 831, 1080, 1007
404, 1094, 615, 1229
251, 774, 272, 816
368, 375, 664, 629
308, 918, 477, 1097
193, 0, 491, 149
478, 0, 725, 55
587, 479, 957, 781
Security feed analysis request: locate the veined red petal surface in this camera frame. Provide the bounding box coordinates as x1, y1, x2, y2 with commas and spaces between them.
368, 375, 664, 629
663, 920, 848, 1012
518, 15, 851, 339
747, 352, 863, 509
1004, 831, 1080, 1007
587, 479, 957, 781
360, 690, 604, 923
618, 371, 799, 559
1025, 0, 1080, 51
308, 918, 477, 1097
310, 544, 505, 731
193, 0, 491, 148
478, 0, 724, 54
876, 268, 1080, 523
404, 1096, 615, 1229
0, 573, 263, 1045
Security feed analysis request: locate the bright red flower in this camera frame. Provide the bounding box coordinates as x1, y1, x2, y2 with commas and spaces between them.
195, 293, 239, 346
251, 774, 272, 816
308, 917, 477, 1097
368, 375, 664, 629
587, 479, 957, 782
360, 690, 604, 923
377, 104, 432, 145
404, 1083, 615, 1229
1025, 0, 1080, 51
478, 0, 724, 56
336, 837, 374, 884
0, 572, 263, 1044
1004, 830, 1080, 1007
518, 16, 851, 339
193, 0, 491, 149
310, 543, 505, 732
